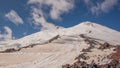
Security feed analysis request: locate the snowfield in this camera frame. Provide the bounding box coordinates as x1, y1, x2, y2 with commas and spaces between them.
0, 21, 120, 68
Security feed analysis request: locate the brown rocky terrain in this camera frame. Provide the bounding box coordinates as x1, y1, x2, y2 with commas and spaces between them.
62, 43, 120, 68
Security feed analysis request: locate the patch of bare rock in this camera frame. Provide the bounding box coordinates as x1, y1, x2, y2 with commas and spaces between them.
62, 42, 120, 68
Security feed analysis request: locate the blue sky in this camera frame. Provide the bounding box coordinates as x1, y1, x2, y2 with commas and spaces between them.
0, 0, 120, 41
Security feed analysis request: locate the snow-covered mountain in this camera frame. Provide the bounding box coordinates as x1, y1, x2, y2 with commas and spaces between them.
0, 21, 120, 51
0, 21, 120, 68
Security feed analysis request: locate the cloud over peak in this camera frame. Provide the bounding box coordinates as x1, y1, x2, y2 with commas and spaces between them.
28, 0, 74, 20
5, 10, 24, 25
30, 7, 57, 30
28, 0, 74, 30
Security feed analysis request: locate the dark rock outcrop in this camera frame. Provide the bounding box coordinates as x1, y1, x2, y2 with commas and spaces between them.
75, 53, 89, 61
0, 48, 21, 53
62, 59, 120, 68
111, 46, 120, 60
99, 42, 112, 50
62, 43, 120, 68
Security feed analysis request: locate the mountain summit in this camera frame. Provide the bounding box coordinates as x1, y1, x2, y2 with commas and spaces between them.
0, 21, 120, 51
0, 21, 120, 68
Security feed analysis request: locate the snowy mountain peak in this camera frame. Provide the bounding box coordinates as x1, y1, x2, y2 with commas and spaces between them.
0, 21, 120, 51
0, 21, 120, 68
80, 21, 95, 27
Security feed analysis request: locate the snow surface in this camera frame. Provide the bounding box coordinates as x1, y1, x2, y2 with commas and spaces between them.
0, 21, 120, 51
58, 21, 120, 45
0, 21, 120, 68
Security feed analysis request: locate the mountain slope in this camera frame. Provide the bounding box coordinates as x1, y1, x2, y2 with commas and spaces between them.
0, 21, 120, 68
58, 21, 120, 44
0, 21, 120, 51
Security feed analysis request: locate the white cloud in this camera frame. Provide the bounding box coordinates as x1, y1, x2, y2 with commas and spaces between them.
30, 7, 57, 30
0, 26, 13, 41
28, 0, 74, 30
83, 0, 118, 15
28, 0, 74, 20
5, 10, 24, 25
100, 0, 118, 12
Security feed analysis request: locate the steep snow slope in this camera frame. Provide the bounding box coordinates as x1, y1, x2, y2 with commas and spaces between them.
0, 21, 120, 51
58, 21, 120, 45
0, 33, 116, 68
0, 30, 59, 51
0, 21, 120, 68
0, 41, 90, 68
